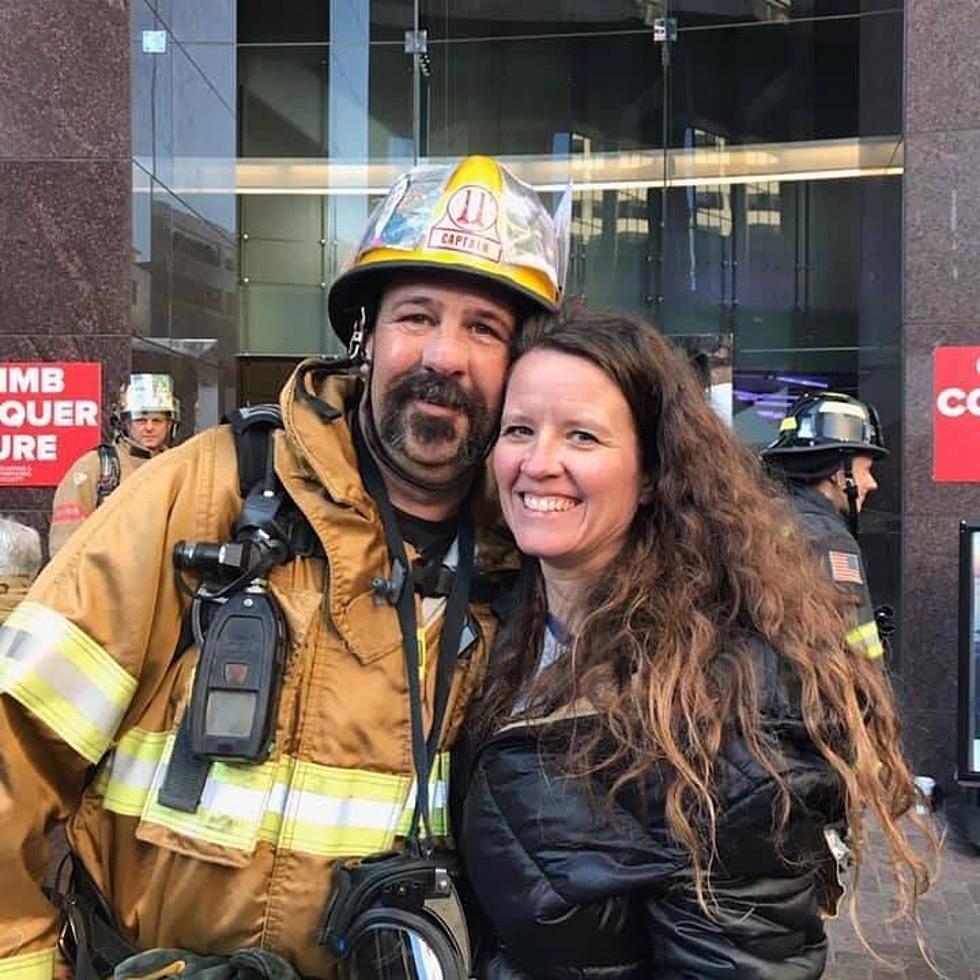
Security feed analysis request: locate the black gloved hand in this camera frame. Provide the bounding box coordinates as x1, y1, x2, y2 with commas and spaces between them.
113, 946, 301, 979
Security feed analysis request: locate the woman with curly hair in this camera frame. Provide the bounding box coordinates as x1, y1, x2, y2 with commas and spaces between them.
457, 306, 936, 979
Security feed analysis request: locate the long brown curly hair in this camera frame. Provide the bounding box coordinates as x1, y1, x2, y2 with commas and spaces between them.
478, 304, 936, 926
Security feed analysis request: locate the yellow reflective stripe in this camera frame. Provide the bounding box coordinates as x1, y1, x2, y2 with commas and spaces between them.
98, 727, 451, 857
139, 736, 280, 851
846, 620, 883, 660
0, 602, 136, 762
98, 728, 170, 816
395, 752, 451, 837
0, 946, 55, 978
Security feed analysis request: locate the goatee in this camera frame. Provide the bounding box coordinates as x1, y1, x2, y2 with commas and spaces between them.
379, 369, 490, 467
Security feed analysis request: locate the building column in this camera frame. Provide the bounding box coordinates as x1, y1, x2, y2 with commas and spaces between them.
0, 0, 132, 551
902, 0, 980, 787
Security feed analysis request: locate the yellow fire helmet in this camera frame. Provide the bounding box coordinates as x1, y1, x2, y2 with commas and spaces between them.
328, 155, 569, 344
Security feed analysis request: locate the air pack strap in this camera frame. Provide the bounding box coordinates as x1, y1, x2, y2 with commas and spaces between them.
95, 444, 121, 507
227, 405, 323, 559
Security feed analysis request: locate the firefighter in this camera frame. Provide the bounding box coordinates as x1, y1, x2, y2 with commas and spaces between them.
0, 156, 565, 979
48, 373, 179, 556
762, 391, 888, 661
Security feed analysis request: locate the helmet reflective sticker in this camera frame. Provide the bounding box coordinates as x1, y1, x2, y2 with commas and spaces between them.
360, 166, 451, 255
428, 182, 504, 262
124, 374, 176, 417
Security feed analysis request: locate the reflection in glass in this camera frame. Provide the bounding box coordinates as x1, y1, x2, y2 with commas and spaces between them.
421, 9, 900, 153
132, 0, 238, 429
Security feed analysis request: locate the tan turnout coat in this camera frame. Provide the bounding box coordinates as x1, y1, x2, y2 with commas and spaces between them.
48, 441, 153, 557
0, 365, 511, 978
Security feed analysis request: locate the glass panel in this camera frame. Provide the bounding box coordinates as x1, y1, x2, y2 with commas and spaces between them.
239, 3, 413, 160
135, 3, 238, 422
672, 0, 901, 26
421, 1, 644, 40
167, 42, 237, 234
133, 163, 154, 338
241, 284, 333, 356
421, 0, 901, 39
424, 35, 575, 157
239, 46, 328, 157
153, 0, 236, 43
243, 195, 322, 239
424, 7, 901, 156
238, 0, 329, 44
670, 12, 903, 144
132, 0, 159, 174
142, 179, 238, 420
245, 240, 322, 286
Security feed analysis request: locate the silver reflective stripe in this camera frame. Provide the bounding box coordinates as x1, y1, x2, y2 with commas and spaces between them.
97, 727, 451, 857
0, 602, 136, 762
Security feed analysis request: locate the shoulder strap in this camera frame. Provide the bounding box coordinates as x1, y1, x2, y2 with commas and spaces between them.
226, 404, 283, 498
95, 444, 121, 506
224, 404, 322, 558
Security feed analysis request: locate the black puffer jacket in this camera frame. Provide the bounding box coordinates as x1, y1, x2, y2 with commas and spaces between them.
458, 638, 846, 980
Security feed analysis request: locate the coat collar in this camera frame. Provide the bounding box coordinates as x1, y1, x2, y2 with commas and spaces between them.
273, 359, 517, 661
790, 483, 846, 529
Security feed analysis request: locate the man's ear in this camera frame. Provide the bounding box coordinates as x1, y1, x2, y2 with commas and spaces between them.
360, 333, 374, 376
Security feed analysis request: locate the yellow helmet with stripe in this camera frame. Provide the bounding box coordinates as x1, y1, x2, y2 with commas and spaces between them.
328, 156, 567, 344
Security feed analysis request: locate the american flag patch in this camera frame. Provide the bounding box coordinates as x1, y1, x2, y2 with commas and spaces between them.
828, 550, 863, 584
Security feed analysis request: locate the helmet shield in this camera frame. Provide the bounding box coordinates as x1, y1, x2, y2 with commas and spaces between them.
794, 398, 881, 446
329, 156, 566, 343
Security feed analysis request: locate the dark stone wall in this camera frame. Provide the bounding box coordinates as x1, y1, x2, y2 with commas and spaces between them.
902, 0, 980, 788
0, 1, 132, 552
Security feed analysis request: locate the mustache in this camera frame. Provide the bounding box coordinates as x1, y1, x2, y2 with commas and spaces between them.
384, 369, 485, 418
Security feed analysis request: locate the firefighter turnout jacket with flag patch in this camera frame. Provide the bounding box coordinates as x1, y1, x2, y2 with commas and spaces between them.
48, 440, 152, 557
0, 365, 512, 979
787, 485, 883, 661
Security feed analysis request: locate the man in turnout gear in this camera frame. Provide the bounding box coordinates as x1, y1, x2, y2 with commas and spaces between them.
48, 373, 180, 557
0, 156, 565, 978
762, 391, 888, 662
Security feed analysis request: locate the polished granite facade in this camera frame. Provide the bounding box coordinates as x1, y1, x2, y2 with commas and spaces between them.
901, 0, 980, 791
0, 1, 132, 550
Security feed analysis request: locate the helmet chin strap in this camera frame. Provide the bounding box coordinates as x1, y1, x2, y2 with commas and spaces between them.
841, 454, 860, 537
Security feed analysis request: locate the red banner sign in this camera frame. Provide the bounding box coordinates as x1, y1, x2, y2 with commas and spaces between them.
934, 346, 980, 483
0, 362, 103, 487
